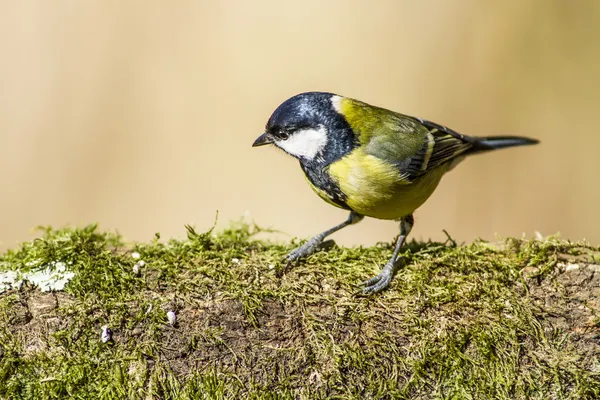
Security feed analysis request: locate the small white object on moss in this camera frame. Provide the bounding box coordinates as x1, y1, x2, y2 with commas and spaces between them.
101, 325, 113, 343
167, 310, 177, 326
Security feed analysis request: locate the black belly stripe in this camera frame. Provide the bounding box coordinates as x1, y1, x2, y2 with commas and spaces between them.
300, 161, 350, 210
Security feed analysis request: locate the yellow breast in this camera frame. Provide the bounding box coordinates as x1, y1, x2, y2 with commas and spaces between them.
327, 148, 447, 219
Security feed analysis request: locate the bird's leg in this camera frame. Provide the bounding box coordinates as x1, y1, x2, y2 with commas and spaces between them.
285, 211, 363, 268
362, 214, 414, 294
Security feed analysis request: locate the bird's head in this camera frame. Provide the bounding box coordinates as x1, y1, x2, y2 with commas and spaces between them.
253, 92, 353, 163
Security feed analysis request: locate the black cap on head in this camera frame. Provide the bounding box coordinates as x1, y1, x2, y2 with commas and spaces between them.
265, 92, 336, 135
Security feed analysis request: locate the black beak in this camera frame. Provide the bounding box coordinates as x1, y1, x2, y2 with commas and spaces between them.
252, 132, 274, 147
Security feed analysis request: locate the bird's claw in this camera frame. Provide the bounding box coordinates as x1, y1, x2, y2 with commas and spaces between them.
361, 263, 395, 294
277, 237, 324, 276
284, 237, 323, 263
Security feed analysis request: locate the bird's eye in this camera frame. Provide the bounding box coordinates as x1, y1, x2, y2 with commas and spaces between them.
273, 129, 291, 140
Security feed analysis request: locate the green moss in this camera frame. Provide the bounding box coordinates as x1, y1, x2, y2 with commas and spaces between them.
0, 223, 599, 399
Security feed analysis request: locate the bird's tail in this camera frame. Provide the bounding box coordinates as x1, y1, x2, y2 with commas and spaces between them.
468, 135, 539, 155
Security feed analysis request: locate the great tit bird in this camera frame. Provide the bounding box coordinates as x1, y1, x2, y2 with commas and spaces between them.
253, 92, 538, 294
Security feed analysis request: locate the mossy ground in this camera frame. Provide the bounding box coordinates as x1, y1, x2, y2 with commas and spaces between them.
0, 222, 599, 399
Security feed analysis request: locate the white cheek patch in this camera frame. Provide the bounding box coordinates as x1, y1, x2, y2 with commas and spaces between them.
275, 126, 328, 160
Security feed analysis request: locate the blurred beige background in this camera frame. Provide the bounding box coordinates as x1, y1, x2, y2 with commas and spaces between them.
0, 1, 599, 250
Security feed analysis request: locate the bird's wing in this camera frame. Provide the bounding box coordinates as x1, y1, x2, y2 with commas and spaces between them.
403, 119, 476, 178
340, 98, 475, 181
363, 113, 475, 181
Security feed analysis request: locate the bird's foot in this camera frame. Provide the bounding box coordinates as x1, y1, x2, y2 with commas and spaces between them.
277, 236, 327, 277
361, 262, 395, 294
285, 236, 324, 265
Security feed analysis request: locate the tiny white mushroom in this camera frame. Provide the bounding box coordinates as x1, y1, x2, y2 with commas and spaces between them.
131, 252, 141, 260
101, 325, 113, 343
132, 263, 140, 275
268, 264, 275, 270
231, 258, 240, 264
167, 310, 177, 326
